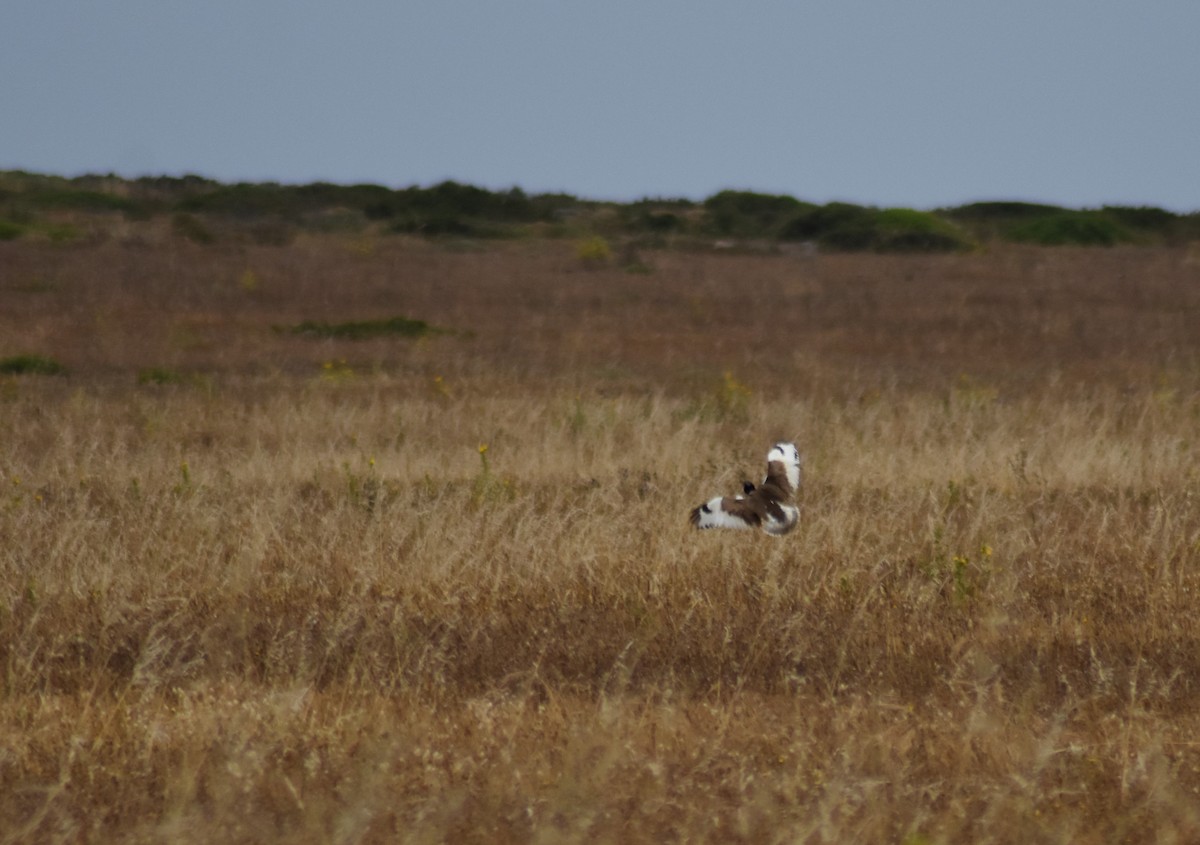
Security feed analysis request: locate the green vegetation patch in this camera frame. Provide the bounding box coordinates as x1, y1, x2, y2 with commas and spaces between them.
0, 354, 66, 375
704, 190, 813, 238
947, 201, 1068, 220
942, 202, 1186, 246
281, 316, 444, 341
28, 189, 143, 214
1005, 211, 1134, 246
780, 203, 973, 252
871, 207, 975, 252
175, 179, 571, 240
5, 169, 1195, 252
171, 212, 216, 244
137, 367, 187, 386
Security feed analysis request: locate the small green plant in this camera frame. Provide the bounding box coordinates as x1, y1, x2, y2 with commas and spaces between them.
137, 367, 186, 386
0, 354, 65, 375
172, 212, 215, 244
576, 236, 613, 266
675, 370, 755, 423
238, 270, 260, 292
950, 373, 998, 409
319, 359, 355, 382
715, 370, 752, 420
951, 543, 993, 601
471, 443, 515, 505
343, 455, 383, 511
283, 316, 441, 341
430, 374, 452, 400
565, 396, 588, 436
41, 223, 80, 243
173, 460, 193, 497
0, 219, 25, 240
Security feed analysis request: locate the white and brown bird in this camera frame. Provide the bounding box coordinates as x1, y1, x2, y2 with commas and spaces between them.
689, 442, 802, 535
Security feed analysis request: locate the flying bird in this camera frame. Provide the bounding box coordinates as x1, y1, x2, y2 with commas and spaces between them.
689, 442, 802, 535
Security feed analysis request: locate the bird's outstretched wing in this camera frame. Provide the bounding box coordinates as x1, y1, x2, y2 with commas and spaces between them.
763, 442, 801, 497
690, 442, 802, 535
689, 495, 762, 530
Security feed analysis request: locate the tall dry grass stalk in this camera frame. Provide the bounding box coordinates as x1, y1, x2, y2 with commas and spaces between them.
2, 233, 1200, 842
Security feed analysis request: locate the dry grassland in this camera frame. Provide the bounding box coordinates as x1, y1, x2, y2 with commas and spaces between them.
3, 231, 1200, 842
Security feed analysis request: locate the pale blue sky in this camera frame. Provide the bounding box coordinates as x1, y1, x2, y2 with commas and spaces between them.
3, 1, 1197, 209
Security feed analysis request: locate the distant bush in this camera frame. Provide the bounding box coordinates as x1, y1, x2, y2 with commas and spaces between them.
626, 210, 686, 234
5, 168, 1194, 250
281, 316, 441, 340
387, 214, 483, 238
172, 213, 215, 244
28, 189, 146, 216
947, 201, 1067, 220
871, 208, 975, 252
941, 202, 1157, 246
41, 223, 81, 243
780, 204, 972, 252
1006, 211, 1134, 246
133, 174, 219, 196
779, 202, 873, 246
137, 367, 186, 386
246, 220, 296, 246
176, 183, 300, 217
620, 198, 695, 236
1100, 205, 1177, 232
0, 354, 65, 375
703, 191, 812, 238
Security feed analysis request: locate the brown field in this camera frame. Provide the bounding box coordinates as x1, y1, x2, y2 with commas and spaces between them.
3, 229, 1200, 843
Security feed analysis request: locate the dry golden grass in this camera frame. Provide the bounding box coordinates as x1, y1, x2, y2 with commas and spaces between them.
3, 231, 1200, 842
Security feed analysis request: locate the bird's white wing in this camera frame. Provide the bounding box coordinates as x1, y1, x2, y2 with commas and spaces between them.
764, 442, 802, 495
690, 496, 757, 530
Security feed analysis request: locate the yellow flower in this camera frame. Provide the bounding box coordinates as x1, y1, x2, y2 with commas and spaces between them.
980, 544, 993, 558
478, 443, 488, 454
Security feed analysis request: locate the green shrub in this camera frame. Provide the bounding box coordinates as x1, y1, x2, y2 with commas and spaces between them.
943, 202, 1153, 245
246, 220, 295, 246
387, 214, 480, 237
176, 183, 296, 217
28, 189, 144, 215
703, 190, 812, 238
634, 210, 685, 233
281, 316, 440, 340
780, 204, 972, 252
620, 198, 695, 235
871, 208, 974, 252
1006, 211, 1133, 246
42, 223, 81, 243
0, 354, 66, 375
172, 213, 215, 244
137, 367, 186, 386
1100, 205, 1177, 232
947, 201, 1067, 220
0, 219, 24, 240
779, 202, 874, 247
